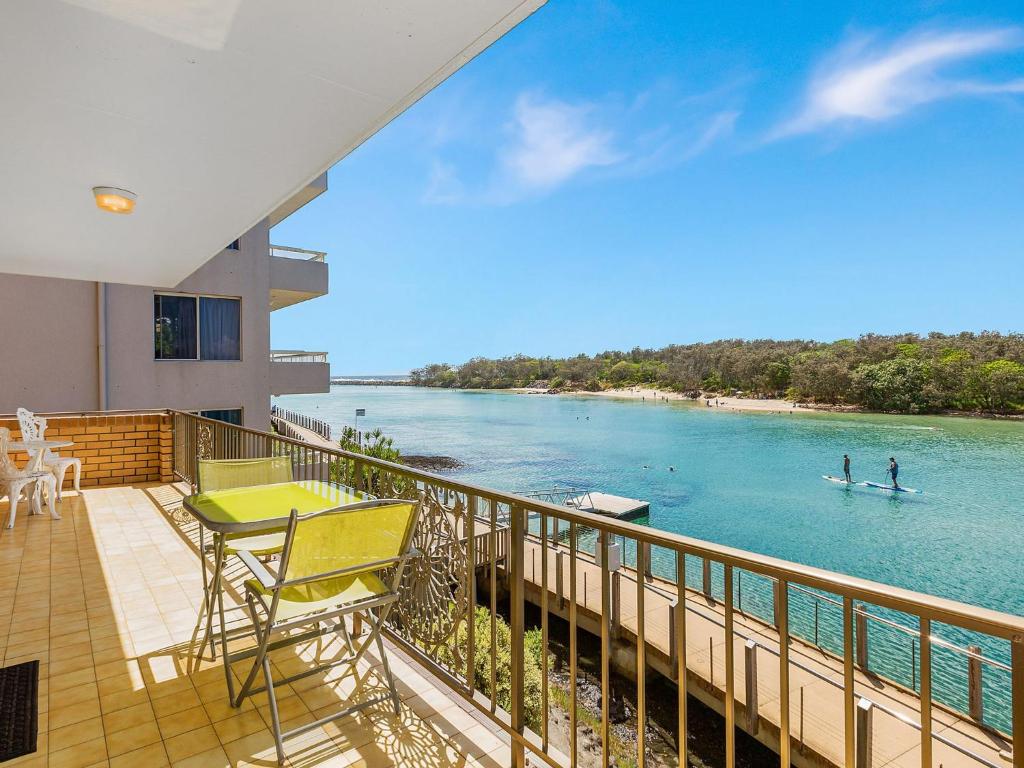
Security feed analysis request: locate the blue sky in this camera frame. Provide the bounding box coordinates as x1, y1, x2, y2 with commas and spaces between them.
270, 0, 1024, 374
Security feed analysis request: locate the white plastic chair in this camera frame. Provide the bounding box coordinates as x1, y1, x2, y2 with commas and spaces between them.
16, 408, 81, 499
1, 427, 57, 528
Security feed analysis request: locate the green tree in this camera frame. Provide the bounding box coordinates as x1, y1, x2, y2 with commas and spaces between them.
973, 359, 1024, 412
851, 358, 933, 412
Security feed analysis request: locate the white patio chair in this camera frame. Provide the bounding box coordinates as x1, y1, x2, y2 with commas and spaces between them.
1, 427, 57, 528
16, 408, 81, 499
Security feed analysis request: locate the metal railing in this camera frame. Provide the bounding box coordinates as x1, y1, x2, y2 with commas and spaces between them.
269, 244, 327, 262
169, 410, 1024, 768
269, 350, 328, 364
270, 405, 331, 441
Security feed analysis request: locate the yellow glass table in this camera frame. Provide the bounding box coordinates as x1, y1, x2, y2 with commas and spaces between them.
182, 480, 371, 700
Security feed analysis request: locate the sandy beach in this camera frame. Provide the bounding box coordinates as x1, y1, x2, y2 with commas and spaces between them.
516, 386, 811, 413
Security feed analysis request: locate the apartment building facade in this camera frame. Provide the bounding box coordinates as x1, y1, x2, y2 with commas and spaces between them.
0, 175, 330, 430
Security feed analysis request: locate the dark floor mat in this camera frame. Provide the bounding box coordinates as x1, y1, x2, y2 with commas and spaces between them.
0, 660, 39, 762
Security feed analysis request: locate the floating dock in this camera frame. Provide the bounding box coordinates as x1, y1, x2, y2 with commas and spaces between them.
566, 491, 649, 519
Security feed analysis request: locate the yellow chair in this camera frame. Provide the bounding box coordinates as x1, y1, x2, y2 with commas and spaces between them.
195, 457, 293, 663
234, 499, 419, 765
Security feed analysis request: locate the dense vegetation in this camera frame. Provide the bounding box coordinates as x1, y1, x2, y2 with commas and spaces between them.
410, 332, 1024, 414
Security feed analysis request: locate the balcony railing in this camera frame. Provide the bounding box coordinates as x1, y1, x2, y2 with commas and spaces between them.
269, 350, 327, 363
269, 244, 327, 262
170, 410, 1024, 768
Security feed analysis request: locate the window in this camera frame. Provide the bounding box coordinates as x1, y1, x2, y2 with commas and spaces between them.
154, 293, 240, 360
199, 408, 242, 426
227, 239, 240, 251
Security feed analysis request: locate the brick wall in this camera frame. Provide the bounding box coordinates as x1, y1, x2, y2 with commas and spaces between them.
1, 411, 174, 488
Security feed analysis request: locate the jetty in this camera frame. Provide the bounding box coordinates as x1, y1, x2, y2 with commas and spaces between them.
523, 487, 650, 520
508, 536, 1011, 768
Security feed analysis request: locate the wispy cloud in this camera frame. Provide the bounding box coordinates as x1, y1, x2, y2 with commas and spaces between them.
772, 26, 1024, 139
501, 94, 621, 188
423, 86, 742, 204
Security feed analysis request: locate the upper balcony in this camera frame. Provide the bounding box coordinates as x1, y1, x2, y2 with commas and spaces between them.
269, 245, 329, 311
270, 350, 330, 395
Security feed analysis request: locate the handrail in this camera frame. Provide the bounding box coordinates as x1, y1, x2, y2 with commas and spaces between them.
269, 244, 327, 262
270, 405, 332, 441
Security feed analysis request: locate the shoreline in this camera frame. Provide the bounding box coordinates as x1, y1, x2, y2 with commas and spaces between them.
508, 386, 1024, 419
511, 386, 823, 414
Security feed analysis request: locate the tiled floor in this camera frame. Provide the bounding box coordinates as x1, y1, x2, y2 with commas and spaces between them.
0, 484, 512, 768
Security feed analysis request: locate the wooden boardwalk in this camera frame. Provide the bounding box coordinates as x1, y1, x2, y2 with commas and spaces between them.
518, 537, 1012, 768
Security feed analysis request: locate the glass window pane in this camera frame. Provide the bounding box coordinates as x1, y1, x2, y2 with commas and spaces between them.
154, 295, 197, 359
200, 408, 242, 426
199, 297, 241, 360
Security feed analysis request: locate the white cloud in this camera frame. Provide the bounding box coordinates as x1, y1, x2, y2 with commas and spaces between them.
683, 110, 740, 159
502, 94, 621, 188
422, 160, 464, 204
773, 27, 1024, 139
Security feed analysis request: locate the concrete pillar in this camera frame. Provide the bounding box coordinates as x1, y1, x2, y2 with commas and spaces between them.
968, 645, 984, 721
556, 551, 565, 610
855, 698, 873, 768
611, 571, 621, 638
856, 604, 869, 669
744, 640, 758, 734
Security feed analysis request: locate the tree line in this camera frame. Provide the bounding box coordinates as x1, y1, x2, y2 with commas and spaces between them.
409, 332, 1024, 414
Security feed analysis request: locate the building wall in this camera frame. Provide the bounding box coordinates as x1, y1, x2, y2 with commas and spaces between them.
0, 222, 272, 429
105, 221, 272, 431
0, 274, 100, 412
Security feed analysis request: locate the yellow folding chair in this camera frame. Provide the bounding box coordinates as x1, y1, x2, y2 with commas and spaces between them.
195, 457, 293, 664
233, 499, 419, 765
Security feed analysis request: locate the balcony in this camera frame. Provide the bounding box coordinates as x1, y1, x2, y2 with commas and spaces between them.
269, 245, 328, 311
270, 350, 330, 395
1, 408, 1021, 768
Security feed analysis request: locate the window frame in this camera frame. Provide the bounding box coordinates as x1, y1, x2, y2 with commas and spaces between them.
196, 407, 244, 426
154, 291, 242, 362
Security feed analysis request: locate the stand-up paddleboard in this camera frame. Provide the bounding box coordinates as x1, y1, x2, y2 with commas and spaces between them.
822, 475, 854, 485
860, 481, 922, 494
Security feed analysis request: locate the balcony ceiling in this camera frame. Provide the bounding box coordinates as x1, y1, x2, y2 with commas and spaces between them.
0, 0, 544, 286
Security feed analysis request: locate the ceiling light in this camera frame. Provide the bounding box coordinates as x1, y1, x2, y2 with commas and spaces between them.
92, 187, 137, 214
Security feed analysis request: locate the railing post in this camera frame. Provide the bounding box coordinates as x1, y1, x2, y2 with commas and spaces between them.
1012, 637, 1023, 768
744, 639, 758, 734
856, 604, 869, 669
702, 558, 712, 598
856, 698, 873, 768
968, 644, 984, 721
509, 504, 526, 768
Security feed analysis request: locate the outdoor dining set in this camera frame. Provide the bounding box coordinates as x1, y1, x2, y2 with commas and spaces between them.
0, 407, 81, 528
182, 456, 421, 764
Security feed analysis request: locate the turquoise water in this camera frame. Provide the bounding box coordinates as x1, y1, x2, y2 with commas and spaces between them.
276, 385, 1024, 727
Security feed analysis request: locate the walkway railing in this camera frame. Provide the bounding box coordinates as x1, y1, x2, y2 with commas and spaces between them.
270, 350, 328, 364
170, 410, 1024, 768
269, 244, 327, 262
269, 404, 331, 441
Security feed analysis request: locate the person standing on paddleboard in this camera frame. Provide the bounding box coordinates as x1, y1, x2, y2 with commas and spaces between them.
887, 458, 900, 489
843, 455, 852, 483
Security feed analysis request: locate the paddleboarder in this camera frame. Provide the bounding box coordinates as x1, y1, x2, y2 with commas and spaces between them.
887, 457, 900, 489
843, 454, 851, 483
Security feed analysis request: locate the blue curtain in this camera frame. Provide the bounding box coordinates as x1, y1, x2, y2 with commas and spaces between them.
199, 297, 240, 360
154, 295, 197, 359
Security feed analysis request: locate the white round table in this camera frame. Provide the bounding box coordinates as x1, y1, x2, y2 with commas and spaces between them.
8, 439, 73, 472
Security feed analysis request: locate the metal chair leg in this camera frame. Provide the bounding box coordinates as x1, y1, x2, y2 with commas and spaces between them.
262, 654, 286, 765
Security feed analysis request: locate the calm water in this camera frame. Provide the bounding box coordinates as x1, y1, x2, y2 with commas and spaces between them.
276, 385, 1024, 726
